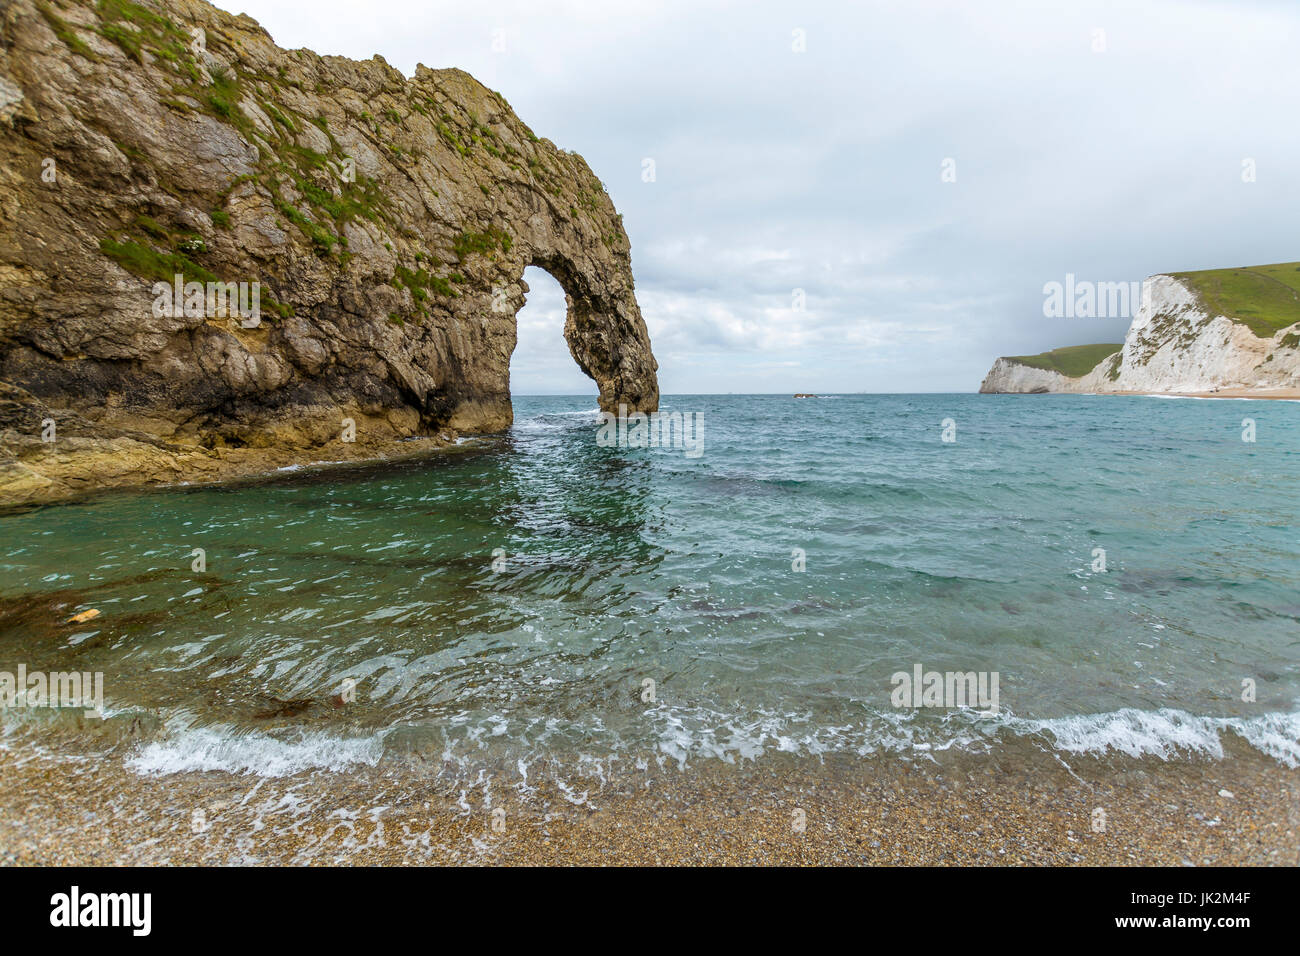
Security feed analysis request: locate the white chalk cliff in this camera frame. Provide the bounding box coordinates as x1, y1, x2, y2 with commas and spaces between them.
980, 275, 1300, 394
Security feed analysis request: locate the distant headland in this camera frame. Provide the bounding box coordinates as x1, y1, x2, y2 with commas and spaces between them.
981, 262, 1300, 398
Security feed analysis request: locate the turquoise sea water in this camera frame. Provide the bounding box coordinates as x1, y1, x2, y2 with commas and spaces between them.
1, 394, 1298, 781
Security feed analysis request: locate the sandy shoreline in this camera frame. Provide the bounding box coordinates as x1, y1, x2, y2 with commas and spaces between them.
1113, 388, 1300, 401
986, 389, 1300, 400
1, 733, 1295, 866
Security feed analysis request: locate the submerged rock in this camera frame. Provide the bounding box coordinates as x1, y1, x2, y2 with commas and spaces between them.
0, 0, 658, 505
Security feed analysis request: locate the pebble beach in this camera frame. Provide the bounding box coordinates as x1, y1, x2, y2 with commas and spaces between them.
2, 732, 1295, 866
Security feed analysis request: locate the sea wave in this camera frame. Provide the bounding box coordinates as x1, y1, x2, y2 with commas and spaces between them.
1007, 707, 1300, 766
126, 726, 386, 777
120, 703, 1300, 779
646, 702, 1300, 768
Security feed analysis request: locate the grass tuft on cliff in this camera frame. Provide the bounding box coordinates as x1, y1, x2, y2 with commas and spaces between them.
1006, 343, 1123, 378
99, 237, 217, 285
37, 2, 100, 61
1170, 261, 1300, 338
453, 227, 513, 260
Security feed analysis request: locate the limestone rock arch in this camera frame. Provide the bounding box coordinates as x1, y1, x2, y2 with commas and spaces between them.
0, 0, 659, 502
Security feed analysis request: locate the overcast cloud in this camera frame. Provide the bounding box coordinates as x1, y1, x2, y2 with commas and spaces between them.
225, 0, 1300, 393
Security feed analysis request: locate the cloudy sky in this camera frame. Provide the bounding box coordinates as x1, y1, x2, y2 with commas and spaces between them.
229, 0, 1300, 394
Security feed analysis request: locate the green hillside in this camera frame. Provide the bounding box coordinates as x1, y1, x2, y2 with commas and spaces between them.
1170, 261, 1300, 337
1006, 343, 1123, 378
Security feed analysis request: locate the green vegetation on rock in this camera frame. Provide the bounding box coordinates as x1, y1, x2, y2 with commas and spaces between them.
95, 0, 190, 65
393, 264, 461, 305
1006, 343, 1123, 378
37, 2, 100, 60
1170, 261, 1300, 338
99, 237, 217, 285
453, 227, 512, 260
6, 0, 661, 505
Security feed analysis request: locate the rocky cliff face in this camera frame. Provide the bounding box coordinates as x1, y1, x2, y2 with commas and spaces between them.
981, 274, 1300, 394
0, 0, 658, 505
978, 359, 1082, 394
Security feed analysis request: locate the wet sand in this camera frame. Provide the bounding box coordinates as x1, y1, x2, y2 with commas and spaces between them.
1, 733, 1296, 866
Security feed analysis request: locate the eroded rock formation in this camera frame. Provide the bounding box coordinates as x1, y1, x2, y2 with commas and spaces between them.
0, 0, 658, 504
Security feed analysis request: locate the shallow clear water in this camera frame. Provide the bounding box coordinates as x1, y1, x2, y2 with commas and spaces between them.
1, 394, 1298, 779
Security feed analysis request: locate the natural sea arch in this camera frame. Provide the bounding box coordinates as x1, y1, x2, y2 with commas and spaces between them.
509, 266, 601, 397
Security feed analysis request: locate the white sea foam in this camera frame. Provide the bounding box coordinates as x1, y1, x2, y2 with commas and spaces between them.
644, 701, 1300, 769
121, 702, 1300, 780
647, 702, 929, 767
990, 707, 1300, 767
127, 726, 386, 777
1008, 708, 1224, 759
511, 419, 566, 434
511, 408, 603, 435
1139, 393, 1300, 403
1226, 710, 1300, 767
